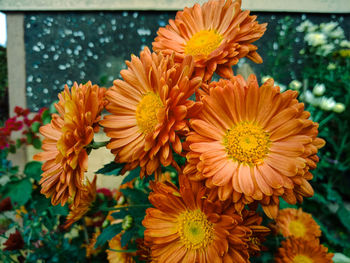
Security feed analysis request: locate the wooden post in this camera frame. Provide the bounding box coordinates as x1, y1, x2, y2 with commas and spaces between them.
6, 12, 27, 171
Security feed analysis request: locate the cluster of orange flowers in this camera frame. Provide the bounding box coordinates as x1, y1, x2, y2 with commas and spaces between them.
34, 0, 327, 262
274, 208, 333, 263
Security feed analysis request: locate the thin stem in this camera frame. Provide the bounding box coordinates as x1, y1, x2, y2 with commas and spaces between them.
102, 204, 151, 211
91, 140, 109, 149
82, 220, 89, 244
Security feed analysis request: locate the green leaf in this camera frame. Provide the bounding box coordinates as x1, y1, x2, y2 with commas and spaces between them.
49, 204, 69, 216
42, 109, 52, 125
49, 102, 58, 114
337, 205, 350, 233
95, 223, 122, 248
120, 188, 149, 204
121, 228, 135, 247
4, 178, 32, 205
31, 121, 41, 133
24, 161, 42, 181
33, 137, 42, 149
96, 162, 124, 176
121, 167, 140, 185
26, 133, 33, 144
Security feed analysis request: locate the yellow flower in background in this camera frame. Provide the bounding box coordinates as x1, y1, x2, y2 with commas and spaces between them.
184, 75, 325, 218
34, 82, 106, 206
275, 237, 333, 263
153, 0, 267, 81
275, 208, 321, 241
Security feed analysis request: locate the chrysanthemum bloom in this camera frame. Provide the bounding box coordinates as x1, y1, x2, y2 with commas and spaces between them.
107, 234, 136, 263
142, 175, 268, 262
153, 0, 267, 82
184, 75, 325, 218
275, 237, 333, 263
100, 47, 202, 179
275, 208, 321, 241
34, 82, 106, 206
64, 176, 97, 228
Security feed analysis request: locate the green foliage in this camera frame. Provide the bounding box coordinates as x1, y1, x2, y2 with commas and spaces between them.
95, 161, 124, 175
3, 178, 32, 205
96, 224, 123, 247
24, 161, 42, 181
262, 16, 350, 258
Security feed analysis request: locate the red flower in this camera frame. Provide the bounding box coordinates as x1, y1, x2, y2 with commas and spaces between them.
0, 197, 13, 212
3, 230, 24, 251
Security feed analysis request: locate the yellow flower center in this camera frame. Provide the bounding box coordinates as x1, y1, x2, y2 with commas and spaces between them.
293, 254, 313, 263
177, 209, 214, 250
223, 122, 270, 165
288, 220, 306, 238
135, 92, 164, 134
185, 30, 223, 57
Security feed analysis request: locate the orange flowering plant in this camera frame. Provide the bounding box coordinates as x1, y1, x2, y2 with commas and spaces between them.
10, 0, 350, 262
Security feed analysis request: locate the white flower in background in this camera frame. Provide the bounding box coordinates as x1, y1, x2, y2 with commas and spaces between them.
316, 43, 335, 56
289, 80, 302, 90
320, 22, 338, 35
340, 40, 350, 48
313, 83, 326, 96
275, 82, 287, 92
333, 103, 346, 113
327, 63, 336, 70
328, 27, 345, 39
303, 90, 320, 107
305, 32, 327, 46
261, 75, 272, 83
319, 97, 336, 111
297, 20, 317, 33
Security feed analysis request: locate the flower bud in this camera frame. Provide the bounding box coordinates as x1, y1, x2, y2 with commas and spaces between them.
289, 80, 302, 90
333, 103, 345, 113
312, 83, 326, 96
122, 215, 133, 230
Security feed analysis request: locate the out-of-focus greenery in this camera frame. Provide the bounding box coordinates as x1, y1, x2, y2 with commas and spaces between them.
260, 17, 350, 261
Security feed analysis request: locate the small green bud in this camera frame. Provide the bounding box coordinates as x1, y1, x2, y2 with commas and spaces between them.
122, 215, 133, 230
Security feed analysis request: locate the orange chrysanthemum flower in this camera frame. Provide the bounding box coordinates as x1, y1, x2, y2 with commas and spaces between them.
64, 176, 97, 228
100, 47, 202, 179
136, 238, 154, 263
142, 175, 268, 262
85, 228, 101, 258
153, 0, 267, 82
184, 75, 325, 218
275, 208, 321, 241
275, 237, 334, 263
34, 82, 106, 206
107, 234, 136, 263
242, 209, 270, 256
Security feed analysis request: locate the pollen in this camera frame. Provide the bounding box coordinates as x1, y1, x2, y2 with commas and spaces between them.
177, 209, 214, 250
135, 92, 164, 134
289, 220, 306, 238
185, 29, 223, 57
223, 122, 270, 165
293, 254, 313, 263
